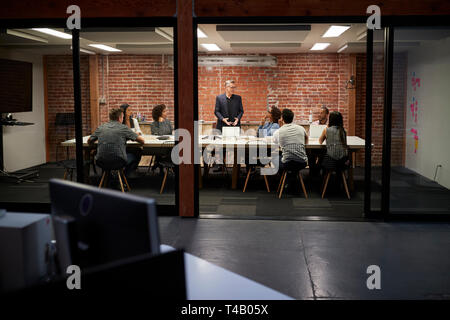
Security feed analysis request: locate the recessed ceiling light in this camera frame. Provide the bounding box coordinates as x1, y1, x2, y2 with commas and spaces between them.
31, 28, 72, 39
197, 28, 207, 38
201, 43, 221, 51
337, 44, 348, 53
88, 44, 122, 52
322, 26, 351, 38
310, 43, 330, 51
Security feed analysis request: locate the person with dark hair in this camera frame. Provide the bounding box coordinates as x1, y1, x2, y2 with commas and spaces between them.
88, 108, 145, 179
150, 104, 173, 136
119, 103, 143, 173
257, 106, 281, 137
312, 105, 329, 125
273, 108, 309, 193
319, 111, 350, 171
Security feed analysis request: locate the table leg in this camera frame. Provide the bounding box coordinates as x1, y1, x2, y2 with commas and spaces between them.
348, 151, 354, 192
231, 148, 239, 189
84, 147, 91, 184
199, 165, 203, 189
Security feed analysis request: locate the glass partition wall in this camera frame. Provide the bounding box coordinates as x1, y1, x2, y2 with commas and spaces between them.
389, 26, 450, 215
0, 23, 177, 213
196, 22, 369, 219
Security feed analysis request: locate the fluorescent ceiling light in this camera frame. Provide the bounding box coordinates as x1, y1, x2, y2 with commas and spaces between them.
88, 44, 122, 52
337, 44, 348, 53
70, 46, 96, 55
197, 28, 207, 38
155, 28, 173, 42
7, 29, 48, 43
201, 43, 221, 51
310, 43, 330, 51
356, 31, 367, 41
31, 28, 72, 39
322, 25, 350, 38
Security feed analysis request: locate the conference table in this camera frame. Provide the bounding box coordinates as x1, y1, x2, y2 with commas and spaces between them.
62, 134, 366, 191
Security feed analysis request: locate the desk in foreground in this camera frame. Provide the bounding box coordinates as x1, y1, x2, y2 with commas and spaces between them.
160, 244, 294, 300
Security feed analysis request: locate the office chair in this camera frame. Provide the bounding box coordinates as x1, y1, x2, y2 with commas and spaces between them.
97, 161, 131, 193
277, 169, 308, 199
242, 140, 270, 193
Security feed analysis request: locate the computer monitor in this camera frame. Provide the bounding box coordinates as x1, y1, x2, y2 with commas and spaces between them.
309, 124, 327, 139
49, 179, 161, 272
222, 126, 240, 137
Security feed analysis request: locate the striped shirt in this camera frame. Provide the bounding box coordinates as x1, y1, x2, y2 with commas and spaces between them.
273, 123, 308, 163
326, 126, 348, 160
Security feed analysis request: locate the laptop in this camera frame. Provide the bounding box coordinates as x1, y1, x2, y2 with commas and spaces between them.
309, 125, 327, 139
222, 126, 241, 137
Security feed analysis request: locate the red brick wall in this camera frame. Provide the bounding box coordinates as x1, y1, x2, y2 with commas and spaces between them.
198, 53, 351, 130
97, 55, 174, 124
355, 52, 407, 167
46, 55, 91, 162
45, 52, 406, 166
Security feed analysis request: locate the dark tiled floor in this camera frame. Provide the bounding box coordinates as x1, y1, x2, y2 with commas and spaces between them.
1, 164, 448, 218
159, 217, 450, 299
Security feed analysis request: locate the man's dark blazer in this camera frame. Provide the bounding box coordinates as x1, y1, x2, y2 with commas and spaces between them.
214, 93, 244, 132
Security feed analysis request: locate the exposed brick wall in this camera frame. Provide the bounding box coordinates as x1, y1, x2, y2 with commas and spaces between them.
198, 53, 352, 130
97, 55, 174, 124
355, 52, 408, 167
45, 52, 406, 166
46, 55, 91, 162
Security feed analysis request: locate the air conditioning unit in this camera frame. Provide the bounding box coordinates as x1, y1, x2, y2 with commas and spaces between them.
198, 55, 277, 67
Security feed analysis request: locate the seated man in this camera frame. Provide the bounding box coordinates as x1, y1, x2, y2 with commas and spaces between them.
273, 108, 308, 193
88, 108, 145, 177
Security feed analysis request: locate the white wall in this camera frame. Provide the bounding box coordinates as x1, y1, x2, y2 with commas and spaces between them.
0, 49, 46, 172
404, 37, 450, 189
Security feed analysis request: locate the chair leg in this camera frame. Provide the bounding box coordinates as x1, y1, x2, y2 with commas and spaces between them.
69, 169, 73, 181
278, 171, 287, 199
277, 170, 285, 194
242, 167, 252, 192
146, 155, 154, 174
263, 174, 270, 193
299, 172, 308, 199
321, 172, 331, 199
342, 171, 351, 200
117, 171, 125, 192
63, 169, 68, 180
160, 168, 169, 194
98, 171, 106, 188
121, 169, 131, 192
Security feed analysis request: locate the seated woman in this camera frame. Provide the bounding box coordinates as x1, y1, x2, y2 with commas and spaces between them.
150, 104, 173, 175
119, 103, 142, 176
318, 111, 350, 171
120, 103, 141, 133
150, 104, 173, 136
257, 106, 281, 137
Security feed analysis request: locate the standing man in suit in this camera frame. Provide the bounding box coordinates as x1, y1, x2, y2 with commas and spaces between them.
214, 80, 244, 132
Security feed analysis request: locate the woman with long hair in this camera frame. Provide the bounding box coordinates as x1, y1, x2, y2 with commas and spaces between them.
319, 111, 350, 171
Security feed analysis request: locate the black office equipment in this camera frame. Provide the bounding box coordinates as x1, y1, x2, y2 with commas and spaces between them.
0, 59, 32, 113
49, 179, 161, 271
